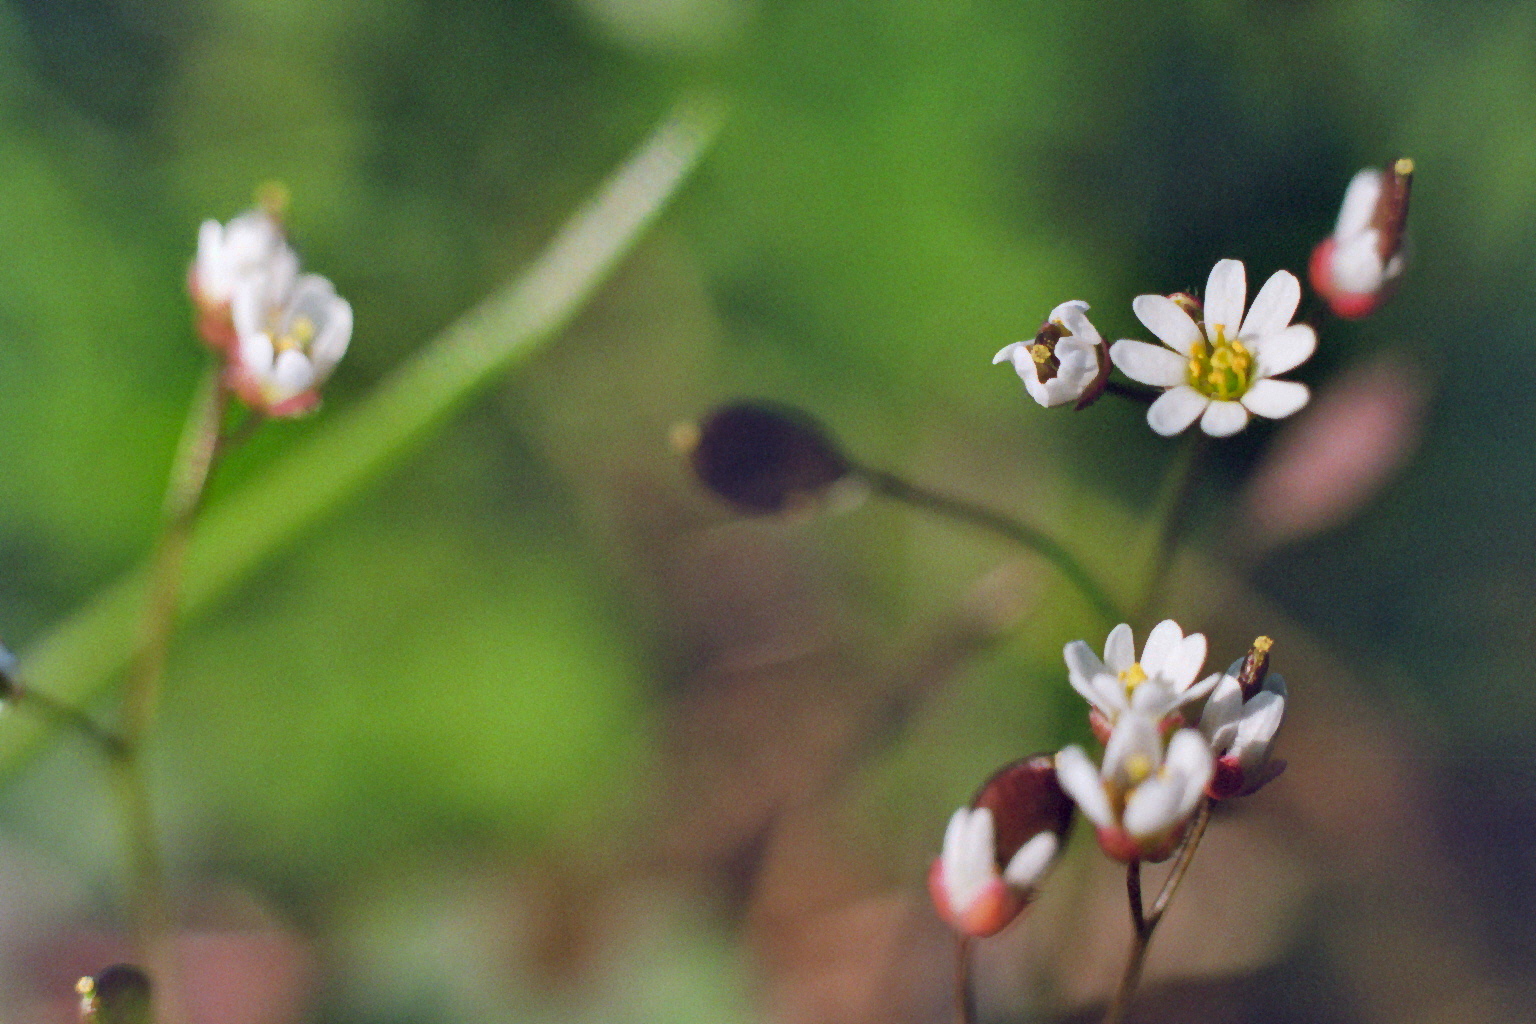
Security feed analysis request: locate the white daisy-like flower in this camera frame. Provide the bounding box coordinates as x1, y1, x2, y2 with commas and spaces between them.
993, 301, 1109, 409
228, 268, 352, 418
1064, 620, 1217, 742
1055, 714, 1213, 863
1200, 638, 1288, 799
1310, 159, 1413, 320
1110, 259, 1316, 437
928, 756, 1074, 937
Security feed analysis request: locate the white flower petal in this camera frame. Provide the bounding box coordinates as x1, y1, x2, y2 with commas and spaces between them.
1129, 679, 1179, 719
1110, 340, 1188, 387
1240, 270, 1301, 340
1251, 324, 1316, 377
993, 341, 1027, 366
941, 808, 997, 910
1336, 169, 1383, 237
1164, 729, 1215, 812
1054, 301, 1102, 346
1232, 691, 1286, 773
270, 350, 316, 399
1164, 633, 1208, 692
1200, 675, 1244, 753
1002, 831, 1059, 890
1104, 713, 1163, 787
1103, 623, 1135, 675
1179, 667, 1222, 705
1132, 295, 1202, 356
238, 330, 276, 375
309, 296, 353, 375
1331, 232, 1386, 293
1055, 746, 1115, 830
1122, 775, 1182, 839
1066, 641, 1118, 714
1240, 379, 1310, 420
1147, 386, 1208, 436
1139, 620, 1183, 679
1203, 259, 1246, 340
1200, 400, 1249, 437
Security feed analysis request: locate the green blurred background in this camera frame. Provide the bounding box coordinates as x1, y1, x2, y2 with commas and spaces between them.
1, 0, 1535, 1021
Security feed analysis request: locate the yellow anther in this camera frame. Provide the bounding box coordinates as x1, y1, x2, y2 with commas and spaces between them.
76, 976, 95, 998
1394, 157, 1414, 176
1124, 753, 1152, 786
1051, 317, 1073, 338
1186, 325, 1253, 401
1030, 343, 1054, 364
1119, 662, 1148, 693
274, 315, 316, 353
1252, 635, 1273, 654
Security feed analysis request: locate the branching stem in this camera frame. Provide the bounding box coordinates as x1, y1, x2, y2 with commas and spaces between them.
1102, 797, 1214, 1024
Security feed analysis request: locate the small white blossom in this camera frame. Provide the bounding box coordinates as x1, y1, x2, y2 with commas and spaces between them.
190, 211, 300, 351
228, 269, 352, 417
929, 807, 1060, 937
1064, 620, 1216, 741
927, 756, 1073, 937
1310, 160, 1413, 319
1110, 259, 1315, 437
994, 301, 1107, 409
1056, 715, 1213, 863
1200, 652, 1287, 799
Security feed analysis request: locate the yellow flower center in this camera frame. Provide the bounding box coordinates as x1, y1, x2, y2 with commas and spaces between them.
273, 315, 316, 355
1119, 662, 1148, 696
1123, 753, 1153, 786
1186, 324, 1253, 401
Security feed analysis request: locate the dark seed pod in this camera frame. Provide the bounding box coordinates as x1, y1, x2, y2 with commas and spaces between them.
77, 965, 152, 1024
686, 403, 850, 513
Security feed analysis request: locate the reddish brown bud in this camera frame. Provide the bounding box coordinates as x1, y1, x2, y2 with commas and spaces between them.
684, 403, 851, 513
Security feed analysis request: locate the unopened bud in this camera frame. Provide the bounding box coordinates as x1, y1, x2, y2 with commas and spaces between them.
684, 403, 851, 514
1168, 292, 1203, 320
77, 965, 152, 1024
929, 755, 1074, 938
1310, 159, 1413, 319
1235, 635, 1272, 701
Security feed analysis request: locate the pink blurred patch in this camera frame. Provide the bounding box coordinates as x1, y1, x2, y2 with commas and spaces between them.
1238, 354, 1428, 551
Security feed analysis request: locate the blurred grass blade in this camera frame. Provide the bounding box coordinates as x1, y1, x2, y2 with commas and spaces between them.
1, 94, 724, 774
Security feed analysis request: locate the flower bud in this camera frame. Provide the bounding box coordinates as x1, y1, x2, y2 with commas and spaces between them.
928, 755, 1074, 937
77, 965, 152, 1024
189, 204, 298, 354
1200, 638, 1288, 800
993, 301, 1110, 409
226, 271, 353, 417
1309, 159, 1413, 319
683, 403, 851, 513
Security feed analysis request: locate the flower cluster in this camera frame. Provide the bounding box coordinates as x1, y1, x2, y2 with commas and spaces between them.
994, 163, 1411, 436
189, 202, 352, 417
930, 625, 1288, 936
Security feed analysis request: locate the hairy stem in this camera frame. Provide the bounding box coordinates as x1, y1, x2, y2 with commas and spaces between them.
858, 467, 1123, 624
955, 937, 976, 1024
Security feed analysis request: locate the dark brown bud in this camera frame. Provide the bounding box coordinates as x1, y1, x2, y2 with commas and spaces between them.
77, 965, 152, 1024
1372, 158, 1413, 268
684, 403, 851, 514
971, 754, 1074, 867
1235, 635, 1273, 701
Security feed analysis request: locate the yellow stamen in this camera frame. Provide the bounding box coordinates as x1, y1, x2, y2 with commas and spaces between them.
1124, 753, 1152, 786
1119, 662, 1148, 694
273, 315, 316, 354
1030, 343, 1054, 364
1251, 635, 1273, 655
1186, 324, 1253, 401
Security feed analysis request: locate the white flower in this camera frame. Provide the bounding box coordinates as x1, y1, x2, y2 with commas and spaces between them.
927, 756, 1074, 937
1310, 160, 1413, 319
1200, 650, 1287, 799
190, 210, 300, 352
1055, 715, 1213, 863
228, 269, 352, 417
1064, 620, 1217, 741
1110, 259, 1316, 437
994, 301, 1108, 409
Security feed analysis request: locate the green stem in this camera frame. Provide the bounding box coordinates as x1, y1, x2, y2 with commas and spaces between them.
116, 363, 230, 982
4, 682, 123, 758
1101, 798, 1214, 1024
1133, 436, 1202, 626
859, 467, 1123, 624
